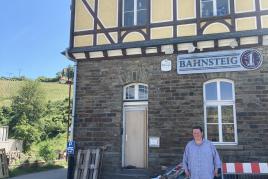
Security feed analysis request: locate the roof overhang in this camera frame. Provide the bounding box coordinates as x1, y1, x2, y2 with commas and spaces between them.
64, 29, 268, 60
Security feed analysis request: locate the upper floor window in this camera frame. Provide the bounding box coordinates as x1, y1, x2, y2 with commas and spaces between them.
123, 0, 148, 26
201, 0, 230, 18
203, 79, 237, 145
124, 83, 148, 100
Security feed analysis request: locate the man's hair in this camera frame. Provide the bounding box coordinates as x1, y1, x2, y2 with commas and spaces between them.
192, 126, 203, 133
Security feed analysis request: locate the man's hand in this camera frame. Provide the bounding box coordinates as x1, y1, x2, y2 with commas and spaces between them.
214, 168, 218, 177
185, 169, 190, 177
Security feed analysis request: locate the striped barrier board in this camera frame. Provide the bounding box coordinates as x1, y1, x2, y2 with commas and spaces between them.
222, 163, 268, 174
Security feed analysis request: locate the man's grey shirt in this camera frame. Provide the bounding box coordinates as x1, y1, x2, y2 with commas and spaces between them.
183, 139, 221, 179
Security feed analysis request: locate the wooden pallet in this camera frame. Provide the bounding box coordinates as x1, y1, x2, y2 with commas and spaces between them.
74, 149, 101, 179
0, 148, 9, 178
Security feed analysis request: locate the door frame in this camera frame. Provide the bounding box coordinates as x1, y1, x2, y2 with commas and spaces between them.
122, 101, 148, 168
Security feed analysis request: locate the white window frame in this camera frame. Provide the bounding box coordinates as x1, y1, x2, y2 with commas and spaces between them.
123, 0, 147, 26
200, 0, 230, 17
123, 83, 148, 100
203, 79, 237, 145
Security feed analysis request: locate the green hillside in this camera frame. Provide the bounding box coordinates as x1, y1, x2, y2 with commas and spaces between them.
0, 80, 71, 107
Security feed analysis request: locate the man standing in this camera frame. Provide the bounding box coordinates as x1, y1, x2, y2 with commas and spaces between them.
182, 126, 221, 179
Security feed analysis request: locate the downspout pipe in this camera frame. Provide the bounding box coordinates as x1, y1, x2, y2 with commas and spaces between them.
63, 49, 77, 141
70, 60, 77, 141
62, 48, 77, 179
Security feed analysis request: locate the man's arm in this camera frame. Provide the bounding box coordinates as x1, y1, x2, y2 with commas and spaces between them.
211, 144, 222, 176
183, 144, 190, 177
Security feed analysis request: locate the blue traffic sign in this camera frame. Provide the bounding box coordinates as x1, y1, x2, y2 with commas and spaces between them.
67, 141, 75, 154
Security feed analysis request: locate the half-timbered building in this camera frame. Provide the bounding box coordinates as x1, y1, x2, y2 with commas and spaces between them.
65, 0, 268, 178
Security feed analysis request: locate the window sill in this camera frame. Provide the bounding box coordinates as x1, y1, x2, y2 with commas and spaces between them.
121, 24, 147, 30
215, 145, 244, 150
200, 15, 231, 22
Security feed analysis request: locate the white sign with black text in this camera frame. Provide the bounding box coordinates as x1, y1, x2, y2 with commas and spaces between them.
149, 137, 160, 148
161, 59, 172, 72
177, 49, 263, 74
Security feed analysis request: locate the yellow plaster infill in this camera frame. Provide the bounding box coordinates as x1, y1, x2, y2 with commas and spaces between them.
73, 53, 86, 59
86, 0, 95, 9
235, 0, 255, 13
240, 36, 258, 45
151, 26, 173, 40
146, 47, 158, 54
126, 48, 142, 55
74, 0, 94, 31
177, 43, 194, 51
263, 35, 268, 45
177, 0, 195, 20
225, 19, 231, 24
98, 0, 118, 28
260, 0, 268, 10
90, 51, 104, 58
151, 0, 173, 23
218, 39, 236, 47
161, 45, 174, 53
177, 24, 196, 37
200, 22, 206, 28
197, 41, 214, 49
121, 31, 127, 36
96, 32, 117, 45
236, 17, 256, 31
97, 33, 110, 45
108, 50, 122, 57
203, 23, 230, 34
109, 32, 118, 43
74, 35, 93, 47
261, 15, 268, 28
123, 32, 145, 43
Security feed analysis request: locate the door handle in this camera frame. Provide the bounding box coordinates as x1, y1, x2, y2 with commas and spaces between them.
126, 134, 128, 141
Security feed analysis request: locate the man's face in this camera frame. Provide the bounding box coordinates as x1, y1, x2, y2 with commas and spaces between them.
193, 129, 203, 141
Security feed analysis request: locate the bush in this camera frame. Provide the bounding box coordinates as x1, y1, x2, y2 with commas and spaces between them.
39, 143, 57, 162
13, 113, 41, 152
36, 76, 59, 82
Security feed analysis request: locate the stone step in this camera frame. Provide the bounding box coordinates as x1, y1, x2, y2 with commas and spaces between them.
102, 169, 151, 179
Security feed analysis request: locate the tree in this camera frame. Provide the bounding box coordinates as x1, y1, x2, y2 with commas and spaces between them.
10, 80, 45, 128
38, 99, 69, 140
66, 65, 74, 79
57, 65, 74, 80
13, 113, 40, 151
0, 106, 12, 126
39, 142, 57, 162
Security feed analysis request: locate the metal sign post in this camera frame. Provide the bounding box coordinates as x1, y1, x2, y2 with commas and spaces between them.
67, 141, 75, 179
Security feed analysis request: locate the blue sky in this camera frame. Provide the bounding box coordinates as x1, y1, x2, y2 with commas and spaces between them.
0, 0, 73, 79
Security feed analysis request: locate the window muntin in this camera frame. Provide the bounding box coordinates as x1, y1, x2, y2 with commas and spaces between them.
124, 83, 148, 100
123, 0, 147, 26
204, 79, 237, 144
201, 0, 229, 18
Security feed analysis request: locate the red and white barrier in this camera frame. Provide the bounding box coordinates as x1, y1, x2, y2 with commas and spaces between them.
222, 163, 268, 174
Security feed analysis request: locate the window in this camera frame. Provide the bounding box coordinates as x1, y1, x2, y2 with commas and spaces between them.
123, 0, 148, 26
201, 0, 230, 18
124, 83, 148, 100
203, 79, 237, 144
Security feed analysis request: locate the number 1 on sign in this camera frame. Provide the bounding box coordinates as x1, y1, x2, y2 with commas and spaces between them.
249, 53, 254, 66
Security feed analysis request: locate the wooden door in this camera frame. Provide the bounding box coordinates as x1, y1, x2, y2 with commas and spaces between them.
124, 107, 147, 168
